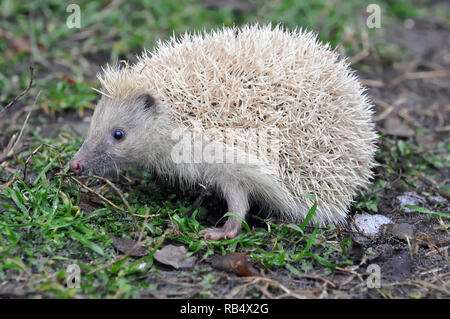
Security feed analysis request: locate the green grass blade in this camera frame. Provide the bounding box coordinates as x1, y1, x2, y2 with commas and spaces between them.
405, 205, 450, 220
69, 231, 104, 256
216, 212, 252, 234
299, 195, 317, 230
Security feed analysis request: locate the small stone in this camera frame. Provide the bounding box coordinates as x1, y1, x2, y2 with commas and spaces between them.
353, 213, 393, 237
397, 192, 425, 213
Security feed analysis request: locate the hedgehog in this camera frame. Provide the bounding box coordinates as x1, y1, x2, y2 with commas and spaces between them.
69, 24, 378, 240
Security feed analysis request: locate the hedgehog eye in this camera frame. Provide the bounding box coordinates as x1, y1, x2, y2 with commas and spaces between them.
112, 129, 125, 140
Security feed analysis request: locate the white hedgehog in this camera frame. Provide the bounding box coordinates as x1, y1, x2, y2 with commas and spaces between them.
70, 25, 378, 240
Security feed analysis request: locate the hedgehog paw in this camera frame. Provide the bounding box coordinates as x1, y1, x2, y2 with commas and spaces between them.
200, 227, 239, 240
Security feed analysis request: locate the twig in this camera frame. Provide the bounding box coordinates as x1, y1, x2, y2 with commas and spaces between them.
404, 69, 450, 80
83, 174, 132, 211
399, 109, 422, 128
360, 79, 384, 87
435, 125, 450, 132
373, 106, 395, 122
1, 176, 20, 189
351, 48, 370, 65
389, 59, 420, 86
373, 98, 393, 110
335, 266, 364, 283
416, 234, 450, 268
61, 173, 154, 218
226, 276, 308, 299
372, 98, 396, 121
301, 274, 337, 288
390, 69, 450, 86
59, 174, 153, 218
23, 144, 44, 182
68, 175, 129, 213
8, 91, 40, 156
405, 280, 450, 296
10, 111, 31, 153
0, 66, 34, 117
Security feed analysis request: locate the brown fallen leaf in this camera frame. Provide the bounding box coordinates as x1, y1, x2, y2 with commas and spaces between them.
438, 189, 450, 202
109, 234, 148, 257
383, 117, 414, 137
153, 244, 197, 269
381, 223, 416, 241
211, 253, 260, 277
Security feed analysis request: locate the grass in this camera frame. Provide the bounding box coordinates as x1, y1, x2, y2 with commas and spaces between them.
1, 0, 449, 298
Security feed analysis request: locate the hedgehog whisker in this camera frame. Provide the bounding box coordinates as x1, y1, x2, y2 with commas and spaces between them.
105, 152, 120, 179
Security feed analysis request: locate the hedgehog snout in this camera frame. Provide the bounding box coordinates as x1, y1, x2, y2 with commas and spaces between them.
69, 158, 84, 174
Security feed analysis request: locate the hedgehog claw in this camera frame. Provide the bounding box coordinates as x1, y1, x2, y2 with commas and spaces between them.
200, 227, 239, 240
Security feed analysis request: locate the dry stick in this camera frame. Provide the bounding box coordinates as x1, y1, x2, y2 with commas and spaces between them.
60, 173, 151, 218
350, 48, 370, 65
87, 208, 153, 275
301, 274, 337, 289
227, 276, 308, 299
8, 111, 31, 154
404, 280, 450, 296
416, 235, 450, 267
373, 98, 393, 110
23, 144, 43, 182
22, 142, 62, 181
0, 145, 29, 165
372, 98, 395, 122
1, 90, 41, 172
360, 79, 384, 88
335, 266, 364, 283
10, 89, 40, 152
1, 176, 20, 190
404, 69, 450, 80
0, 66, 34, 117
389, 59, 421, 86
83, 174, 132, 212
68, 175, 129, 213
390, 68, 450, 87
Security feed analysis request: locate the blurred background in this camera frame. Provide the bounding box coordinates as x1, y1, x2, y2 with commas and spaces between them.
0, 0, 448, 113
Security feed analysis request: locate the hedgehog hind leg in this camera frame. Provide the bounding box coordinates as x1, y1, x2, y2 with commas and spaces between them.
200, 183, 249, 240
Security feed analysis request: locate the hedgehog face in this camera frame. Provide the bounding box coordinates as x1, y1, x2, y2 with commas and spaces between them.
69, 93, 158, 175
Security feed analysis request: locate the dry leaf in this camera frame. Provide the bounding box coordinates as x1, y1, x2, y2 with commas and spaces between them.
109, 235, 148, 257
211, 253, 260, 276
381, 223, 415, 241
153, 244, 197, 269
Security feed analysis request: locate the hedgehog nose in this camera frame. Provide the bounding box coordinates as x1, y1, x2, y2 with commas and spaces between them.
70, 159, 84, 174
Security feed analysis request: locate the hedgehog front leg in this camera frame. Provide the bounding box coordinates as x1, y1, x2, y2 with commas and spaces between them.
200, 185, 249, 240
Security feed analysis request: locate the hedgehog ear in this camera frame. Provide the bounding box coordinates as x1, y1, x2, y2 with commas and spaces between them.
139, 93, 156, 110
